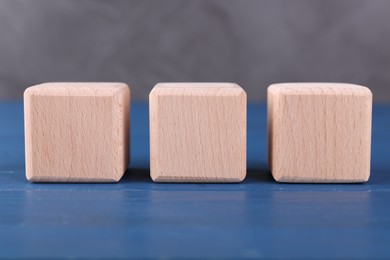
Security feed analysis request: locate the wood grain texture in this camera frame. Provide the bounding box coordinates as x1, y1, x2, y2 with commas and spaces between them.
268, 83, 372, 183
150, 83, 247, 182
24, 82, 130, 182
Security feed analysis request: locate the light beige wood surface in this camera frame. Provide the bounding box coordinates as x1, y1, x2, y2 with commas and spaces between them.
24, 82, 130, 182
150, 83, 247, 182
268, 83, 372, 183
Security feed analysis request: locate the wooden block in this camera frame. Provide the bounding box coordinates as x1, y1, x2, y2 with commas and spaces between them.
149, 83, 247, 182
24, 82, 130, 182
268, 83, 372, 183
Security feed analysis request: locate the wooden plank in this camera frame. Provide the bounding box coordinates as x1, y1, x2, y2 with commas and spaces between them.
1, 102, 390, 259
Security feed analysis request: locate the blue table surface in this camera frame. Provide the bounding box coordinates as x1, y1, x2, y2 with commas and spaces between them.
1, 101, 390, 259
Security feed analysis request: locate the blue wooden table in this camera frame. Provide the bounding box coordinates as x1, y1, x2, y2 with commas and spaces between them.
1, 101, 390, 258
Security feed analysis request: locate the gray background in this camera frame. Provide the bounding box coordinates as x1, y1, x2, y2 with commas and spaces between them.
0, 0, 389, 102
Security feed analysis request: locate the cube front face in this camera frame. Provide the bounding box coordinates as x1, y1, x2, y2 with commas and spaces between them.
268, 83, 372, 183
150, 83, 246, 182
24, 83, 130, 182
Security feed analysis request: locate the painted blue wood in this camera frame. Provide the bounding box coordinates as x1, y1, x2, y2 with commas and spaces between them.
0, 101, 390, 258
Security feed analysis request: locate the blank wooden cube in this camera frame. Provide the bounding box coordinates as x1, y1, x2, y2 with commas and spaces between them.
149, 83, 247, 182
24, 82, 130, 182
268, 83, 372, 183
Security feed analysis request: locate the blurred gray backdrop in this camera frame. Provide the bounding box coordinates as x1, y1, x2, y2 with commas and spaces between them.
0, 0, 389, 101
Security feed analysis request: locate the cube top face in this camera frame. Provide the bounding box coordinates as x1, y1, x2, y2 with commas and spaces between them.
151, 82, 244, 96
268, 83, 372, 96
24, 82, 128, 97
268, 83, 372, 183
24, 82, 130, 182
150, 83, 247, 182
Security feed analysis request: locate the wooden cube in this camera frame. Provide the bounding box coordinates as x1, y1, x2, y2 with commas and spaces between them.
24, 82, 130, 182
268, 83, 372, 183
149, 83, 247, 182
